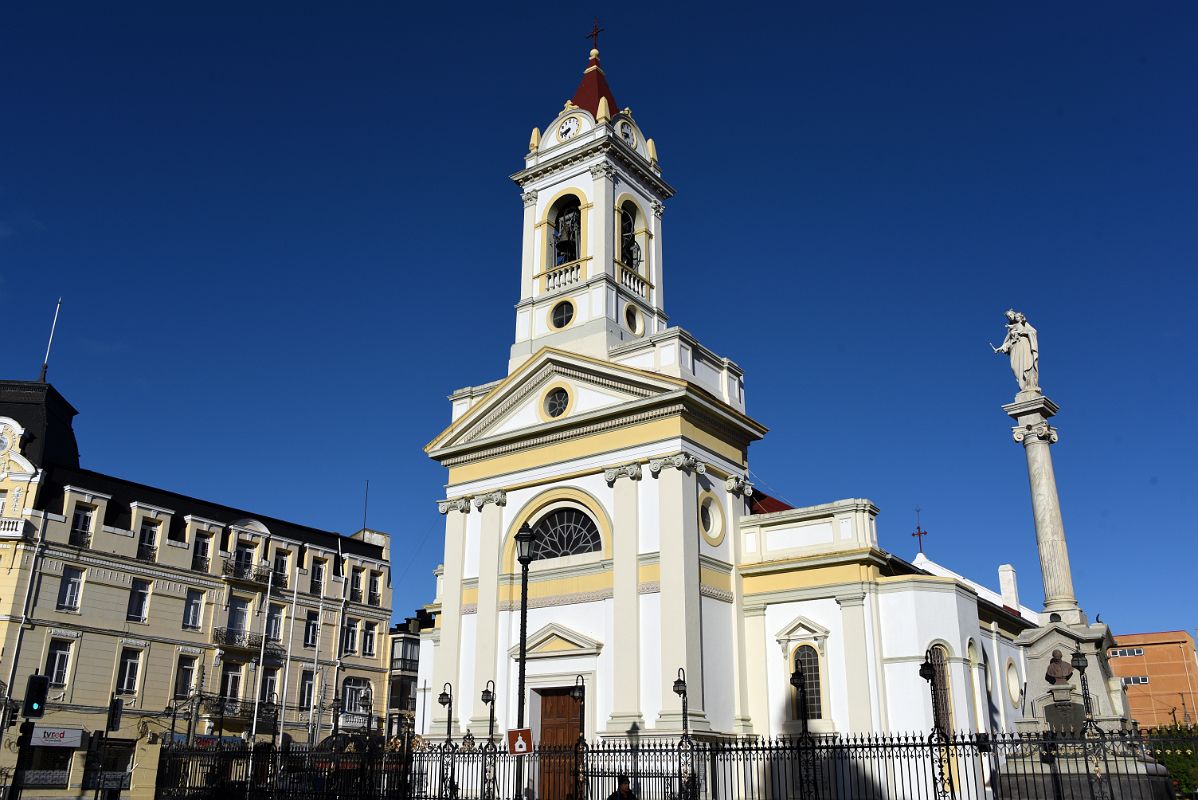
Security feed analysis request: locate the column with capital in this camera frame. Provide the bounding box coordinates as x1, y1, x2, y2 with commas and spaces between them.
605, 463, 645, 733
433, 498, 471, 734
1003, 393, 1081, 624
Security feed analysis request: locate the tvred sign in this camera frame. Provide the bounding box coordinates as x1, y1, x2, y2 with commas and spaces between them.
32, 726, 83, 748
505, 728, 532, 756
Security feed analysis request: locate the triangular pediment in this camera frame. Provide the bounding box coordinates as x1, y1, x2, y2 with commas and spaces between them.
426, 348, 687, 456
775, 615, 831, 657
508, 622, 603, 660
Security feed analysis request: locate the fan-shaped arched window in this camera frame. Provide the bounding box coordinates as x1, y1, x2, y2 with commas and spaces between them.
549, 196, 582, 266
792, 644, 822, 720
929, 644, 954, 732
531, 508, 602, 560
619, 201, 641, 271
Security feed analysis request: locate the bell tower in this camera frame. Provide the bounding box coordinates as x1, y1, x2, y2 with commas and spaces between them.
508, 44, 674, 374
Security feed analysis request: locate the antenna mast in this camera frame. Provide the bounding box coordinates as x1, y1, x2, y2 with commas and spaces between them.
361, 479, 370, 531
38, 298, 62, 383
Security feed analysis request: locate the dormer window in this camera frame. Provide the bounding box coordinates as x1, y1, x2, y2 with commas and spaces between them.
549, 196, 582, 266
619, 201, 641, 271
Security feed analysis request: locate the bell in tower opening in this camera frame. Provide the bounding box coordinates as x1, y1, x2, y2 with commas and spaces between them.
550, 196, 581, 266
619, 201, 642, 271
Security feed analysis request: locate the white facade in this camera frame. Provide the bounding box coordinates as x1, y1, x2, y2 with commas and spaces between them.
418, 48, 1040, 743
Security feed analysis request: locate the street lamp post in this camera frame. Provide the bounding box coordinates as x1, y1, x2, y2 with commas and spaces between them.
481, 681, 496, 742
437, 683, 453, 742
1071, 650, 1093, 720
672, 668, 689, 738
570, 676, 585, 743
789, 663, 809, 738
672, 668, 695, 800
919, 649, 947, 735
514, 522, 537, 800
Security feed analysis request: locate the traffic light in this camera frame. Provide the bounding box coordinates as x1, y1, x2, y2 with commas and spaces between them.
22, 672, 49, 719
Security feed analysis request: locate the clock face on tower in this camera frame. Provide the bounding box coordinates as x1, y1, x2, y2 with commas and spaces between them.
558, 117, 581, 141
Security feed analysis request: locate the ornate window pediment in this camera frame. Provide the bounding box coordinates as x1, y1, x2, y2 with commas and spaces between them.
508, 623, 602, 660
775, 615, 830, 658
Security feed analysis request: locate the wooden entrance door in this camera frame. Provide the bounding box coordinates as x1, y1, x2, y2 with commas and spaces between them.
538, 688, 582, 799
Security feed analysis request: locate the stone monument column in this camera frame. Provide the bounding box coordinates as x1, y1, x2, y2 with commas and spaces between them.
1002, 393, 1081, 624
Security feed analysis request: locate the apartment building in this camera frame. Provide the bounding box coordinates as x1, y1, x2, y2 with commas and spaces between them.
1109, 630, 1198, 728
386, 615, 430, 737
0, 380, 392, 799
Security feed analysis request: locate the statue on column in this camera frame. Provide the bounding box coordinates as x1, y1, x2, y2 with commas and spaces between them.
993, 309, 1040, 393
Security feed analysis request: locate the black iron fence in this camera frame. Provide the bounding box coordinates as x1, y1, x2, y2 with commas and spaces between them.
155, 727, 1197, 800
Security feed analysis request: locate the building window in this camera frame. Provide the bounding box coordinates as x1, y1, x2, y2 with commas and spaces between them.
57, 566, 84, 611
70, 505, 94, 545
192, 535, 211, 572
228, 597, 250, 632
260, 667, 279, 703
174, 655, 197, 700
220, 663, 242, 699
299, 670, 316, 709
311, 560, 325, 595
342, 619, 359, 654
343, 677, 372, 714
116, 648, 141, 695
234, 542, 255, 569
1110, 648, 1145, 658
548, 195, 581, 266
183, 589, 204, 630
304, 611, 320, 648
351, 568, 364, 602
550, 301, 574, 330
531, 508, 602, 560
369, 572, 382, 605
791, 644, 822, 720
0, 490, 8, 517
363, 623, 377, 656
126, 579, 151, 622
137, 520, 159, 561
543, 386, 570, 418
1121, 676, 1150, 686
929, 645, 954, 731
46, 640, 72, 687
266, 604, 284, 641
619, 201, 642, 270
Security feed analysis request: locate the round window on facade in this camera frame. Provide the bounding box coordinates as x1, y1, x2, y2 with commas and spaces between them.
1006, 661, 1021, 705
625, 304, 642, 335
551, 301, 574, 329
544, 387, 570, 418
698, 493, 724, 545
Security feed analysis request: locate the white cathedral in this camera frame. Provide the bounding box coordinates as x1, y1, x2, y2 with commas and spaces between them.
415, 45, 1045, 745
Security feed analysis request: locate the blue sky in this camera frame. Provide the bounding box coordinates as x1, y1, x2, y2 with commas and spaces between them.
2, 3, 1195, 635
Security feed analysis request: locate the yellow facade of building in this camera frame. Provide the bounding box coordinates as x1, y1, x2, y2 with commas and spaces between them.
0, 381, 392, 800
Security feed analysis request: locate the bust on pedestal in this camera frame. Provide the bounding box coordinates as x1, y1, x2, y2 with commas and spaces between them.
992, 311, 1129, 732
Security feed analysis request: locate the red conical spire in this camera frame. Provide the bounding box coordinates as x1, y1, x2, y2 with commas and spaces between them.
570, 25, 618, 119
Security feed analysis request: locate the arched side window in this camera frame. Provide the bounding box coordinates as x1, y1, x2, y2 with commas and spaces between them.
792, 644, 822, 721
930, 644, 954, 731
619, 201, 642, 271
548, 196, 582, 267
531, 507, 602, 561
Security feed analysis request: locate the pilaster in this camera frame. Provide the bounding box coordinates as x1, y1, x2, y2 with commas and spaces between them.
606, 465, 645, 732
468, 492, 505, 734
589, 163, 615, 282
432, 501, 469, 733
836, 593, 873, 732
654, 463, 709, 732
519, 191, 538, 302
743, 606, 769, 736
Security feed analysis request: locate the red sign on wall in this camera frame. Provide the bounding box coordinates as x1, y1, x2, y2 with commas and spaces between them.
506, 728, 532, 756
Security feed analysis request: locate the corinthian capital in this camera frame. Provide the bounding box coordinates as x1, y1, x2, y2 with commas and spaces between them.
603, 463, 643, 485
522, 190, 538, 208
589, 163, 616, 180
472, 490, 508, 510
437, 497, 472, 515
649, 454, 706, 477
724, 475, 754, 497
651, 200, 665, 218
1013, 422, 1058, 444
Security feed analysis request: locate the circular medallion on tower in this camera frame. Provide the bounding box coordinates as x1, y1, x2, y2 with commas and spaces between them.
697, 490, 725, 546
541, 386, 572, 420
624, 303, 643, 336
550, 300, 575, 330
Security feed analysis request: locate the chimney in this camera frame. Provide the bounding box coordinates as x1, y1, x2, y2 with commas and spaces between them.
999, 564, 1020, 610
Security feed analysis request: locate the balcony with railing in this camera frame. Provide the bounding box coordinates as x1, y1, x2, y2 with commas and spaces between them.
0, 518, 33, 539
619, 264, 648, 298
68, 528, 91, 548
191, 554, 210, 572
337, 711, 383, 731
368, 591, 381, 606
199, 695, 280, 729
541, 259, 583, 292
82, 771, 132, 791
391, 657, 419, 674
212, 627, 285, 657
136, 542, 157, 562
22, 770, 70, 788
221, 558, 271, 585
350, 588, 363, 603
271, 569, 289, 590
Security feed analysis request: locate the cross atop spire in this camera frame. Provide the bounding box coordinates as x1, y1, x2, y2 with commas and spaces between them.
587, 18, 604, 51
912, 506, 929, 554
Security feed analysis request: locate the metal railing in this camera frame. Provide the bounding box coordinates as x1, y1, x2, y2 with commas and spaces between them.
155, 726, 1198, 800
69, 528, 91, 548
137, 542, 158, 562
192, 555, 211, 572
82, 770, 132, 790
369, 592, 381, 606
351, 588, 363, 603
222, 558, 272, 584
390, 658, 419, 674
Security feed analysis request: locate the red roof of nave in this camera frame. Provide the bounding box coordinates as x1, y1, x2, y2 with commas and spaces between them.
570, 49, 619, 118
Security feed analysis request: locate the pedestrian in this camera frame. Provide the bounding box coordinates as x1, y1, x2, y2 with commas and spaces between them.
607, 774, 637, 799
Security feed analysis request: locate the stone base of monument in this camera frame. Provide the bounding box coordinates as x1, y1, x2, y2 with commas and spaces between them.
995, 747, 1171, 800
